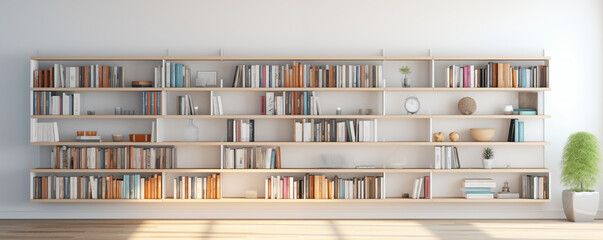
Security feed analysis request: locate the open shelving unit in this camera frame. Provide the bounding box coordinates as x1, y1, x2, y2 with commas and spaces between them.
29, 55, 550, 202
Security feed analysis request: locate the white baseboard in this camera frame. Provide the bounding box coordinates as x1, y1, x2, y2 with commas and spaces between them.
1, 209, 591, 219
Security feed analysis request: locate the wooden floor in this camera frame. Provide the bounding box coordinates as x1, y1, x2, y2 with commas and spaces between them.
0, 219, 602, 240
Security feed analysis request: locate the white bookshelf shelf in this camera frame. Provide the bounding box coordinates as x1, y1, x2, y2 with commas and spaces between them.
29, 55, 551, 203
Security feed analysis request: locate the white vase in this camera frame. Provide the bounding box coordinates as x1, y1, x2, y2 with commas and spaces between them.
183, 119, 199, 142
402, 77, 411, 87
482, 159, 494, 169
562, 190, 599, 222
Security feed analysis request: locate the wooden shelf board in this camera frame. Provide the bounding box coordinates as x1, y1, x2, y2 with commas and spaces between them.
30, 169, 164, 173
433, 57, 551, 61
165, 87, 387, 92
31, 56, 163, 61
433, 87, 550, 92
435, 142, 550, 146
30, 197, 549, 203
30, 199, 162, 202
30, 141, 550, 146
30, 168, 549, 174
431, 168, 550, 173
30, 114, 549, 120
431, 115, 550, 119
31, 115, 159, 119
31, 88, 161, 92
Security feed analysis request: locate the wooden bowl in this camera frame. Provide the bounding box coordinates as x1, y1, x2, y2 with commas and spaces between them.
470, 128, 496, 142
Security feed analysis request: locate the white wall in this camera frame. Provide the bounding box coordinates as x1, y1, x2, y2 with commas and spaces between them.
1, 0, 602, 219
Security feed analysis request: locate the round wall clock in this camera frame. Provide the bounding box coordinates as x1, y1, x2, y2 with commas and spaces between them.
404, 96, 420, 114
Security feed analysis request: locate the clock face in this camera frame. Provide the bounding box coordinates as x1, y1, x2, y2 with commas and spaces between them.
405, 97, 420, 114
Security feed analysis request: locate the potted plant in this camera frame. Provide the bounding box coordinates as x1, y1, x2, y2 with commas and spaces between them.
561, 132, 601, 222
399, 66, 412, 87
482, 147, 494, 169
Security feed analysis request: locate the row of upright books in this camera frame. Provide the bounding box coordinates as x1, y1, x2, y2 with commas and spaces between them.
177, 95, 195, 115
165, 62, 193, 88
262, 92, 321, 115
142, 91, 162, 115
445, 64, 548, 88
50, 146, 176, 169
224, 147, 281, 169
461, 178, 496, 199
522, 174, 548, 199
34, 65, 126, 88
33, 174, 162, 199
233, 63, 384, 88
226, 119, 255, 142
33, 92, 80, 115
433, 146, 461, 169
508, 119, 525, 142
172, 174, 221, 199
30, 119, 59, 142
294, 119, 377, 142
411, 176, 430, 199
265, 174, 385, 199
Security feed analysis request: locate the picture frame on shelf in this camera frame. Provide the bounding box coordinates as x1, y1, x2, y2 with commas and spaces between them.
196, 71, 217, 87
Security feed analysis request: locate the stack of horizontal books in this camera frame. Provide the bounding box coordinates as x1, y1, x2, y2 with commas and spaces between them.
462, 178, 495, 199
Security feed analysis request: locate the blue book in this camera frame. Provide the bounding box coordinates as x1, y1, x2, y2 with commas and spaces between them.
135, 175, 140, 199
46, 92, 50, 115
64, 177, 69, 199
519, 121, 525, 142
150, 92, 154, 115
176, 64, 183, 87
463, 187, 492, 192
271, 149, 277, 169
304, 92, 308, 115
356, 65, 360, 88
157, 92, 161, 115
142, 92, 146, 115
521, 67, 527, 88
170, 63, 176, 87
514, 119, 519, 142
464, 191, 494, 194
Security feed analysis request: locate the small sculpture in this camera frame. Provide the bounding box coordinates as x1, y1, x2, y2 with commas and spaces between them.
433, 132, 445, 142
502, 181, 510, 193
449, 132, 460, 142
458, 97, 477, 115
504, 105, 514, 115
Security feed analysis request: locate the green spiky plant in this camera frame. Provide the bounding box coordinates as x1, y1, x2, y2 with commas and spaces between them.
399, 66, 412, 78
561, 132, 602, 192
482, 147, 494, 159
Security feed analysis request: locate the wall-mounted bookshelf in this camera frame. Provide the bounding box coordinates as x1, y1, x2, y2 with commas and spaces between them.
29, 55, 550, 203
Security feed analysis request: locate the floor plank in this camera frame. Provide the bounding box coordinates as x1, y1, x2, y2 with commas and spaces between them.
0, 219, 601, 240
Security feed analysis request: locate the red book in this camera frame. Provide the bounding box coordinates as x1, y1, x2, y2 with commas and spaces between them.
424, 176, 431, 199
262, 65, 266, 88
260, 96, 266, 115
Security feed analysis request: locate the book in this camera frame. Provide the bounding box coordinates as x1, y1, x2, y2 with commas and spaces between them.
227, 119, 255, 142
496, 192, 520, 199
265, 174, 384, 199
34, 174, 161, 199
445, 64, 548, 88
233, 64, 383, 88
34, 65, 125, 88
463, 178, 496, 188
173, 174, 220, 199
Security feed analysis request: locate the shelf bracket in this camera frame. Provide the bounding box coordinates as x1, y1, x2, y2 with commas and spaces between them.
166, 49, 170, 57
542, 48, 546, 57
428, 48, 432, 57
381, 48, 385, 57
220, 48, 224, 57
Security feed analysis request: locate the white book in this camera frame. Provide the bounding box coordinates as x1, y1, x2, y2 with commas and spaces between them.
165, 62, 171, 87
469, 65, 475, 88
275, 96, 283, 115
225, 148, 235, 169
412, 178, 420, 199
315, 96, 321, 115
358, 121, 364, 142
235, 148, 245, 169
53, 122, 59, 142
264, 148, 271, 169
418, 177, 424, 199
265, 179, 269, 199
266, 92, 274, 115
445, 66, 450, 88
303, 122, 312, 142
434, 146, 442, 169
72, 93, 80, 116
464, 193, 494, 199
217, 96, 223, 115
445, 146, 452, 169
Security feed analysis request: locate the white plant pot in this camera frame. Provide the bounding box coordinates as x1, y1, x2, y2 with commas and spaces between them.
482, 159, 494, 169
562, 190, 599, 222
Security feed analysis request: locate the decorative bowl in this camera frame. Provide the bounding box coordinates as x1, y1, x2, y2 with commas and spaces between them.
470, 128, 496, 142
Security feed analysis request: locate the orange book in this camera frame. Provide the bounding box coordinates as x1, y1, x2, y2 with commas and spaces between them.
153, 92, 158, 115
108, 176, 113, 199
294, 92, 298, 115
104, 66, 109, 88
513, 67, 518, 87
298, 63, 303, 87
147, 92, 151, 115
99, 66, 103, 87
157, 175, 162, 199
276, 147, 281, 169
49, 67, 54, 88
267, 178, 271, 199
360, 66, 365, 88
216, 174, 220, 199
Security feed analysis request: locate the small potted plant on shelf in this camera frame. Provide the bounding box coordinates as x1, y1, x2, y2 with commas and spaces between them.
561, 132, 601, 222
399, 66, 412, 87
482, 147, 494, 169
